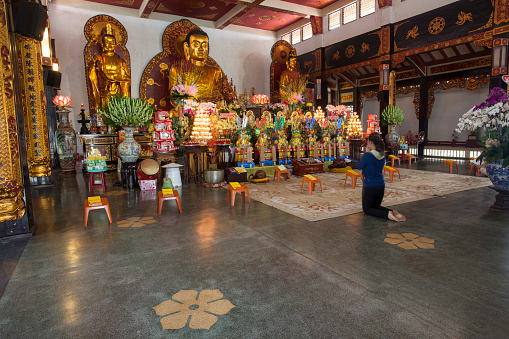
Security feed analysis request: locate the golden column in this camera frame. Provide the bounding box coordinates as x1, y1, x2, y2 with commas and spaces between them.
0, 1, 25, 222
16, 35, 51, 179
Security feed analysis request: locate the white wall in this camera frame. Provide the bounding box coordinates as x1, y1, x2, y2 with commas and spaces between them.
397, 93, 419, 137
428, 86, 489, 141
48, 4, 276, 130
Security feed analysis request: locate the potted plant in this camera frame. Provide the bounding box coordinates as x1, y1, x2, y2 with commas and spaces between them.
98, 96, 155, 162
456, 87, 509, 190
381, 105, 404, 147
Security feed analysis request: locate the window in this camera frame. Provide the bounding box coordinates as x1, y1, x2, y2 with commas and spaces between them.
302, 23, 312, 40
360, 0, 375, 17
342, 2, 357, 24
281, 33, 291, 43
291, 29, 301, 44
329, 9, 341, 30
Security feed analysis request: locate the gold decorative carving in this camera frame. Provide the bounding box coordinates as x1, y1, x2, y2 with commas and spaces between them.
430, 57, 491, 75
456, 11, 473, 25
371, 26, 391, 57
427, 75, 490, 119
340, 83, 353, 89
0, 0, 25, 222
469, 12, 493, 33
406, 25, 419, 39
16, 35, 51, 178
428, 17, 446, 35
360, 43, 370, 53
393, 21, 408, 53
345, 45, 355, 58
332, 50, 340, 61
341, 93, 353, 101
494, 0, 509, 25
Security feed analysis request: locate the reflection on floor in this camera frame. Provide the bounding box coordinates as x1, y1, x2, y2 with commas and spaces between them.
0, 158, 508, 338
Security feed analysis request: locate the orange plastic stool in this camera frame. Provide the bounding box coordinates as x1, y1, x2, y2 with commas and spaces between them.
344, 170, 363, 189
226, 183, 251, 206
157, 190, 182, 215
383, 166, 401, 183
88, 171, 107, 193
442, 159, 459, 174
274, 167, 291, 183
404, 154, 417, 168
84, 197, 112, 227
388, 154, 400, 167
468, 158, 481, 175
301, 175, 322, 195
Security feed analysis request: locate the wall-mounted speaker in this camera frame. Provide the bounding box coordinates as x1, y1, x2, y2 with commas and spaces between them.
43, 68, 61, 88
377, 91, 388, 102
14, 1, 48, 42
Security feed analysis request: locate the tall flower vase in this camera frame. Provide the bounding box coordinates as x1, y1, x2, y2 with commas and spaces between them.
118, 127, 141, 163
56, 108, 77, 171
385, 124, 400, 149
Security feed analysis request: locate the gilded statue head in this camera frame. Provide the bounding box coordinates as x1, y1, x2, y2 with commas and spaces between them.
287, 48, 297, 71
183, 29, 209, 66
100, 24, 116, 55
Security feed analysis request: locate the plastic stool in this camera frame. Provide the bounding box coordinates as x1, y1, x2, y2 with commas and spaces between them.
274, 167, 291, 183
384, 166, 401, 183
404, 154, 417, 168
301, 175, 322, 195
84, 197, 112, 227
344, 170, 363, 189
468, 158, 481, 176
88, 171, 107, 193
388, 154, 401, 167
226, 183, 250, 206
442, 159, 459, 174
157, 190, 182, 214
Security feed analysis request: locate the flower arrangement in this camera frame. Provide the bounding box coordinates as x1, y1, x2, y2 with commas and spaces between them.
183, 99, 199, 115
381, 105, 404, 125
98, 95, 155, 128
52, 95, 72, 110
456, 87, 509, 167
325, 104, 347, 116
281, 73, 307, 104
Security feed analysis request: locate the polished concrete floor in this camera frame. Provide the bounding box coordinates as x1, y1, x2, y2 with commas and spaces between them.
1, 159, 508, 338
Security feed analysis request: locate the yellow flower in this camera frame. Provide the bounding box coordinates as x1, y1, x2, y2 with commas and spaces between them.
383, 233, 435, 250
153, 289, 235, 330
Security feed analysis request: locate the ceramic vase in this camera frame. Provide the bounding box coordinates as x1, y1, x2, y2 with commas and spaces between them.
385, 124, 400, 148
56, 109, 77, 171
118, 127, 141, 163
486, 160, 509, 190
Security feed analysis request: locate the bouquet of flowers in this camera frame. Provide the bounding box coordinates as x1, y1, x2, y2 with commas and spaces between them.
325, 104, 347, 116
456, 87, 509, 167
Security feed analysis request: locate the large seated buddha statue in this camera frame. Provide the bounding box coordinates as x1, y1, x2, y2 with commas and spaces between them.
88, 24, 131, 110
169, 30, 222, 103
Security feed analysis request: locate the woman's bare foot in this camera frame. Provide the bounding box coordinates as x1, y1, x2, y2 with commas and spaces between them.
388, 211, 401, 222
392, 210, 406, 222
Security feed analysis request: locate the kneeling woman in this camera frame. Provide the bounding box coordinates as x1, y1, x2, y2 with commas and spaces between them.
356, 133, 406, 222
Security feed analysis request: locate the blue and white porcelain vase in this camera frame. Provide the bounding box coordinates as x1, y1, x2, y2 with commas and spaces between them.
118, 127, 141, 163
56, 108, 77, 171
486, 159, 509, 191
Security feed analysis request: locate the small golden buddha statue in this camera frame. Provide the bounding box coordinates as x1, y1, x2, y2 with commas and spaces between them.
169, 30, 222, 102
89, 24, 131, 110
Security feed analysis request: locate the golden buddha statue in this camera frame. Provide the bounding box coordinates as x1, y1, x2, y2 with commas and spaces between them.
279, 48, 304, 101
169, 30, 222, 102
89, 24, 131, 110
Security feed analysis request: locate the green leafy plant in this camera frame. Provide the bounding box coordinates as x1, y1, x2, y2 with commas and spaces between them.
381, 105, 404, 126
98, 96, 155, 128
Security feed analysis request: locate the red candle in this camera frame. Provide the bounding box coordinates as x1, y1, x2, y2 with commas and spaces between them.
81, 103, 84, 109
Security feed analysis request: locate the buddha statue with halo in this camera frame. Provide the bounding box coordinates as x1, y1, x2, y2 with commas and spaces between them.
279, 48, 305, 101
89, 24, 131, 110
169, 30, 222, 103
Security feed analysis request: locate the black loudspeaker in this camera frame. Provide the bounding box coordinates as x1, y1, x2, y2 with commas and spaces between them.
377, 91, 388, 102
15, 1, 48, 42
43, 68, 61, 88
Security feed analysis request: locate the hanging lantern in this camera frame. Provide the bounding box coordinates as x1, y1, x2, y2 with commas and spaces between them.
252, 94, 269, 105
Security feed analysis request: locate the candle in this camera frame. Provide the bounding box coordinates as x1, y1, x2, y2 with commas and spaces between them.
81, 103, 84, 109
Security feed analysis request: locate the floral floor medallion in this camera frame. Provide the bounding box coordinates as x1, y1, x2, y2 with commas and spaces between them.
384, 233, 436, 250
116, 216, 156, 228
153, 289, 235, 330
